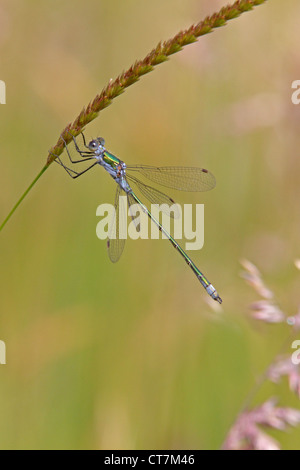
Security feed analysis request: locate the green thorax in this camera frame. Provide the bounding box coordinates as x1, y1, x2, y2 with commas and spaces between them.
103, 150, 121, 169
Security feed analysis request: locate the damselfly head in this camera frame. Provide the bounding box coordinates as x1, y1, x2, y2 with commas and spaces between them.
88, 137, 105, 152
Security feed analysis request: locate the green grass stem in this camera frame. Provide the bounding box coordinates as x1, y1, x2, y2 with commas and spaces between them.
0, 0, 268, 232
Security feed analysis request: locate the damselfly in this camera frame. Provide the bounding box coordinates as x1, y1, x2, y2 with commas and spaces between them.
55, 133, 222, 304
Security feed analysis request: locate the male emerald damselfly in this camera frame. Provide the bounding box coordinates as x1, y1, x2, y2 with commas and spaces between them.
55, 133, 222, 304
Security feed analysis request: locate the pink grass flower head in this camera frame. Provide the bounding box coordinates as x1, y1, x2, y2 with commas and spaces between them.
250, 300, 285, 324
287, 308, 300, 332
268, 357, 300, 399
223, 399, 300, 450
240, 260, 274, 300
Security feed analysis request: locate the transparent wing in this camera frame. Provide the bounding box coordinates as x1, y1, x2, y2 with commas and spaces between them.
126, 175, 180, 219
127, 191, 141, 232
126, 165, 216, 192
107, 186, 126, 263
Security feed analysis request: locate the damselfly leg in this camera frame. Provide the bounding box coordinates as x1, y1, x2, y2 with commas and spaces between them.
53, 133, 98, 179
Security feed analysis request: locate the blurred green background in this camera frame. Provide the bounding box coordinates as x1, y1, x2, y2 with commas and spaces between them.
0, 0, 300, 450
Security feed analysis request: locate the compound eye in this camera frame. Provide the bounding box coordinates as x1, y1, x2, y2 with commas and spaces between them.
88, 140, 98, 151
